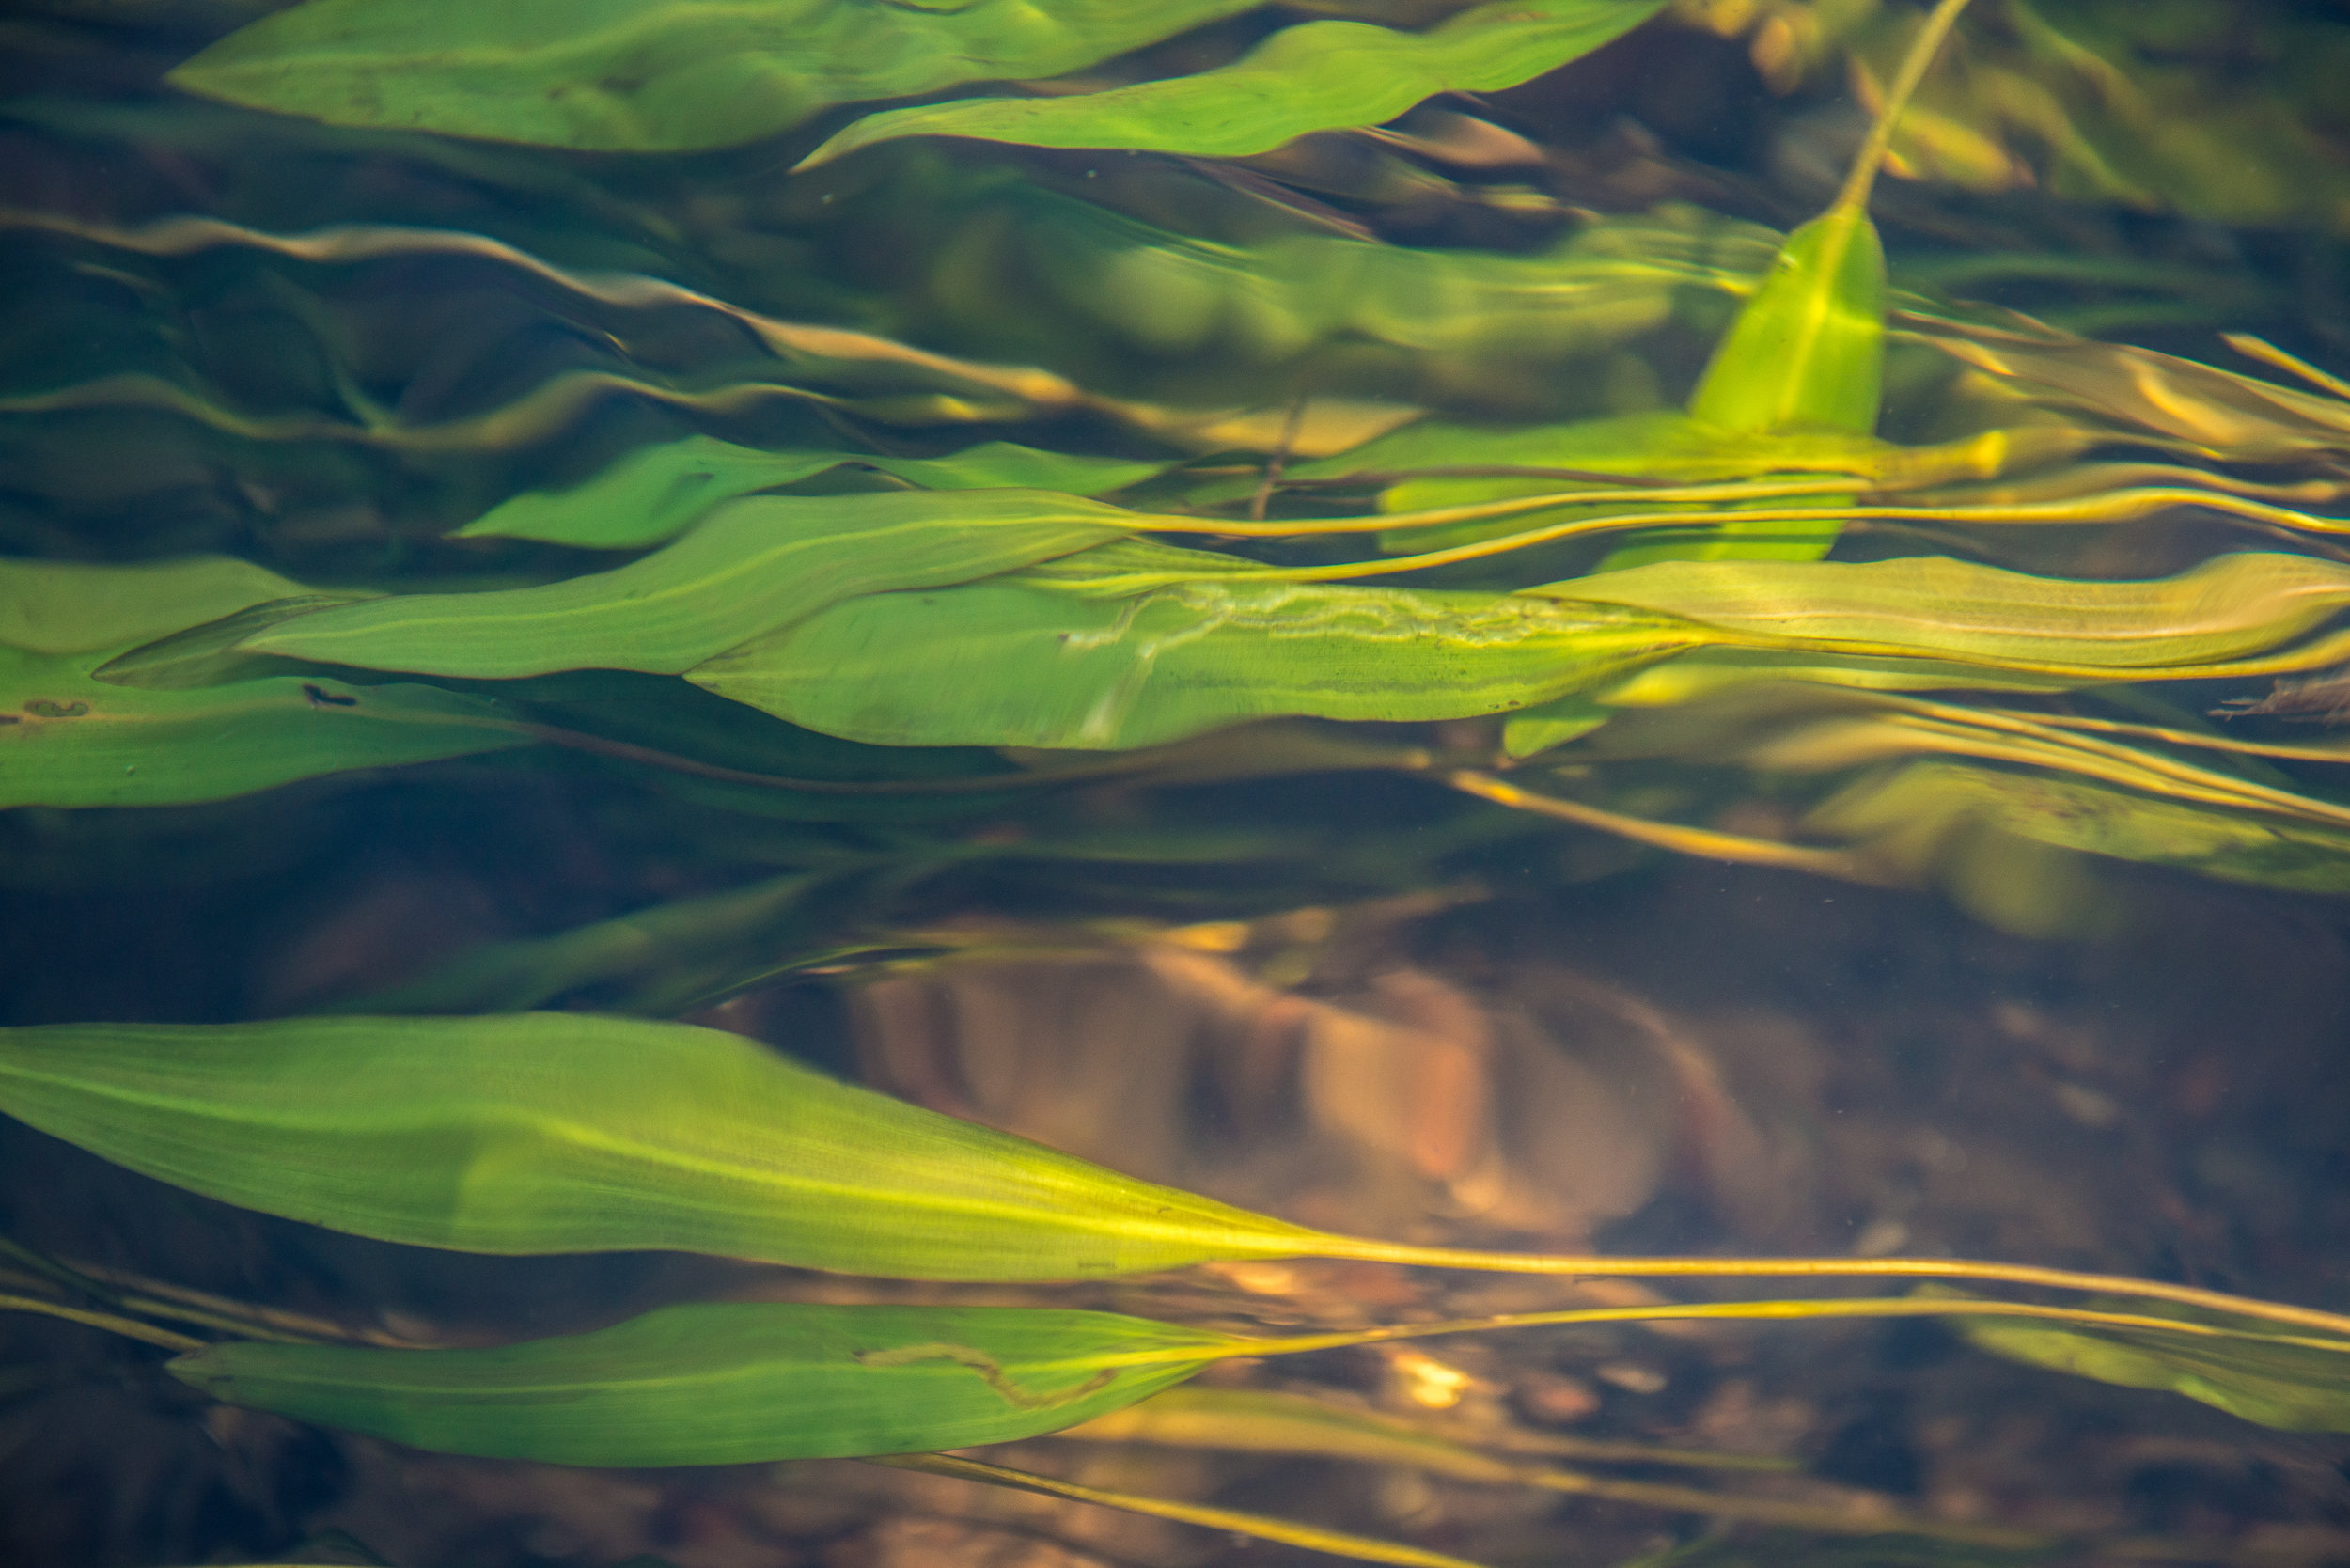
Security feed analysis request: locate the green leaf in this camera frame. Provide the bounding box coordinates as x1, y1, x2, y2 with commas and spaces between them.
172, 1300, 1231, 1464
0, 1012, 1329, 1279
0, 646, 528, 810
240, 489, 1138, 679
1951, 1305, 2350, 1432
0, 555, 311, 655
689, 540, 1712, 749
167, 0, 1268, 152
456, 435, 1172, 552
799, 0, 1666, 166
1685, 205, 1886, 438
1536, 552, 2350, 672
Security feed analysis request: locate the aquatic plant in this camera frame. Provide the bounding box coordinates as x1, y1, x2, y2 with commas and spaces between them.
7, 0, 2350, 1563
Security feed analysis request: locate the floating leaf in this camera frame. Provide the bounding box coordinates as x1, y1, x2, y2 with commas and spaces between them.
689, 540, 1711, 749
240, 490, 1138, 679
0, 1011, 1329, 1279
799, 0, 1667, 167
167, 0, 1267, 152
1951, 1301, 2350, 1432
172, 1301, 1232, 1464
456, 435, 1171, 552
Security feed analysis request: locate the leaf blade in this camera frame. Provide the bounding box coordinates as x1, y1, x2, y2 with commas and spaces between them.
800, 0, 1667, 165
0, 1012, 1328, 1279
173, 1301, 1231, 1464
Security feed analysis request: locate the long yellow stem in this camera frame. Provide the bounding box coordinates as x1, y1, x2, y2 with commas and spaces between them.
1836, 0, 1982, 217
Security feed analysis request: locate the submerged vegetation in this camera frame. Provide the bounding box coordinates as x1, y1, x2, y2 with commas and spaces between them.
6, 0, 2350, 1563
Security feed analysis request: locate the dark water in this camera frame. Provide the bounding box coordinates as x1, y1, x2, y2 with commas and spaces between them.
6, 4, 2350, 1566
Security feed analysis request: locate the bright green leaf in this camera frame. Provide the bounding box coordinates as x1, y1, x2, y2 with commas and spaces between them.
799, 0, 1667, 166
0, 1011, 1330, 1279
689, 540, 1711, 749
173, 1300, 1231, 1464
0, 645, 528, 810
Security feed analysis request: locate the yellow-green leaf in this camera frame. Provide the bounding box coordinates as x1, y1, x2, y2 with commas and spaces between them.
240, 490, 1137, 680
799, 0, 1666, 167
0, 1012, 1328, 1279
689, 540, 1710, 749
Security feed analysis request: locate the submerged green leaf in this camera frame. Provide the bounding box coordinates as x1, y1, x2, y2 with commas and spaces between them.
1684, 204, 1886, 440
456, 436, 1171, 552
1952, 1304, 2350, 1432
174, 1301, 1231, 1464
0, 1012, 1329, 1279
800, 0, 1666, 165
1806, 760, 2350, 896
241, 490, 1137, 679
167, 0, 1267, 152
689, 540, 1710, 749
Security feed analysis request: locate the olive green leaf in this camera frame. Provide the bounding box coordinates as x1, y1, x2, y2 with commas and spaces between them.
1951, 1301, 2350, 1432
456, 435, 1172, 552
166, 0, 1268, 152
0, 1011, 1329, 1279
688, 540, 1710, 749
798, 0, 1667, 167
338, 870, 906, 1016
171, 1301, 1233, 1464
0, 555, 311, 655
239, 490, 1139, 679
1805, 760, 2350, 896
0, 646, 527, 810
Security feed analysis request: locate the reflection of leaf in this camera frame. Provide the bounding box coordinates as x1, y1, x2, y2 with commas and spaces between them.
168, 0, 1267, 152
1950, 1297, 2350, 1432
800, 0, 1665, 165
690, 540, 1709, 749
337, 871, 855, 1016
456, 435, 1170, 551
173, 1301, 1230, 1463
1070, 1387, 2032, 1543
